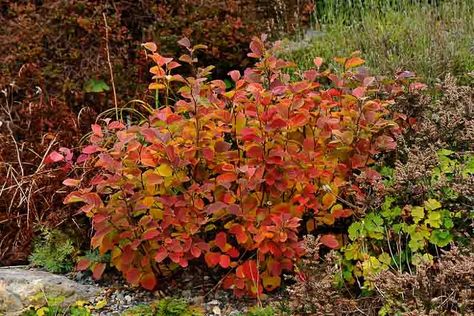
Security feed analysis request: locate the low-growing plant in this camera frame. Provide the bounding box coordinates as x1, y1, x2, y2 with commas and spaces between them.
246, 306, 275, 316
121, 298, 203, 316
29, 228, 76, 273
339, 196, 458, 289
21, 294, 97, 316
53, 36, 422, 297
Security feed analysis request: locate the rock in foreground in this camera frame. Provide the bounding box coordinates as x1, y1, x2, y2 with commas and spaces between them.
0, 267, 99, 315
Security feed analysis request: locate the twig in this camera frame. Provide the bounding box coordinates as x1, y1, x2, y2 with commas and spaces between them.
102, 13, 118, 120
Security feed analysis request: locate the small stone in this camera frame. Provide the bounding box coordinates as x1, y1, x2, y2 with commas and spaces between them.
229, 311, 241, 316
212, 306, 222, 315
203, 276, 210, 281
124, 295, 132, 303
207, 299, 220, 306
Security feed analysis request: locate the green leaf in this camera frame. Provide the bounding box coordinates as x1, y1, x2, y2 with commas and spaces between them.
443, 217, 454, 229
411, 206, 425, 223
348, 222, 362, 241
425, 211, 442, 228
437, 149, 454, 157
84, 79, 110, 93
424, 199, 442, 211
430, 229, 452, 247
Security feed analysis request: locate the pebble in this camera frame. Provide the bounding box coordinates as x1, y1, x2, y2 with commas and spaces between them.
212, 306, 222, 315
208, 299, 220, 306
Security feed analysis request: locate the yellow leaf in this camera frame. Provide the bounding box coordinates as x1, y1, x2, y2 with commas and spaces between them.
37, 307, 49, 316
94, 299, 107, 310
150, 208, 164, 220
345, 56, 365, 69
322, 193, 336, 209
156, 164, 173, 177
149, 82, 166, 90
142, 196, 155, 208
142, 42, 157, 52
74, 300, 88, 307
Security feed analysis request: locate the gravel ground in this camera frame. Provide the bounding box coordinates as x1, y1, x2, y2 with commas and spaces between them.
68, 267, 262, 315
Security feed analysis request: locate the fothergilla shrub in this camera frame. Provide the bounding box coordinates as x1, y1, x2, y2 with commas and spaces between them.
57, 36, 406, 297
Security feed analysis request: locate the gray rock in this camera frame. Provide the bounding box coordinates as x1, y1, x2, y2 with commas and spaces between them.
0, 267, 99, 315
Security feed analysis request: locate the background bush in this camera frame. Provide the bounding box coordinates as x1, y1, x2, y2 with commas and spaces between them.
279, 0, 474, 85
0, 0, 312, 266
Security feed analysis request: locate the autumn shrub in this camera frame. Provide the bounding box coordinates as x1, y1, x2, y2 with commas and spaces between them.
54, 36, 422, 297
0, 0, 314, 266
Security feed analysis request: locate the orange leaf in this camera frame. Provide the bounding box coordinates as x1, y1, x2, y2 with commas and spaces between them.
76, 258, 90, 271
125, 268, 140, 285
140, 272, 157, 290
320, 234, 339, 249
215, 232, 227, 252
142, 42, 157, 52
262, 275, 281, 291
92, 263, 106, 280
345, 56, 365, 69
219, 254, 231, 268
205, 252, 221, 267
322, 193, 336, 209
216, 172, 237, 184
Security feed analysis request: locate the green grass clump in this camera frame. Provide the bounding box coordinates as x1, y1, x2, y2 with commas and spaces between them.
121, 298, 203, 316
29, 228, 76, 273
280, 0, 474, 85
246, 306, 276, 316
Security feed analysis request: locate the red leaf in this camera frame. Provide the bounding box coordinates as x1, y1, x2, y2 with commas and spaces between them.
125, 268, 140, 285
45, 151, 64, 164
154, 248, 168, 263
216, 172, 237, 184
62, 178, 81, 187
190, 245, 201, 258
76, 258, 90, 271
219, 254, 231, 268
215, 232, 227, 252
229, 224, 248, 244
91, 124, 103, 137
332, 208, 353, 218
320, 234, 339, 249
92, 263, 106, 280
142, 229, 160, 240
352, 86, 366, 99
242, 260, 258, 281
82, 145, 100, 154
228, 70, 241, 82
140, 272, 157, 290
248, 38, 264, 58
204, 252, 221, 267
